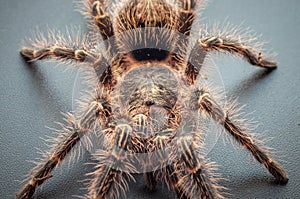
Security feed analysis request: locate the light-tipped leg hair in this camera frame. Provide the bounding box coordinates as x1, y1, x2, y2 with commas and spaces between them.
154, 135, 222, 199
173, 0, 197, 70
175, 135, 223, 199
149, 128, 221, 198
16, 99, 111, 199
90, 0, 114, 40
80, 0, 117, 55
164, 165, 186, 199
20, 29, 100, 63
198, 26, 277, 68
197, 89, 288, 184
19, 29, 116, 88
20, 46, 98, 63
131, 113, 159, 192
177, 0, 196, 36
88, 124, 135, 199
145, 129, 188, 198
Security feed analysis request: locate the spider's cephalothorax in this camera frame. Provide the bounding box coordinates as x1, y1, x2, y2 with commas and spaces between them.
17, 0, 288, 198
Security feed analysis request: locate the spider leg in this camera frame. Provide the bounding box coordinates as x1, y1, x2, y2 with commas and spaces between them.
185, 42, 206, 83
154, 135, 221, 199
175, 135, 222, 199
197, 89, 289, 184
89, 113, 160, 198
88, 124, 135, 199
131, 114, 178, 193
143, 172, 158, 191
16, 100, 110, 199
164, 164, 189, 199
84, 0, 117, 55
146, 128, 187, 198
198, 35, 277, 68
131, 114, 159, 192
20, 38, 115, 90
149, 128, 220, 198
177, 0, 196, 36
174, 0, 196, 65
90, 0, 114, 41
20, 46, 99, 63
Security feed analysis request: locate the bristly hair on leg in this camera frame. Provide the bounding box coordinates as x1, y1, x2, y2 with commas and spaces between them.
84, 149, 137, 199
84, 124, 139, 199
20, 27, 100, 64
172, 129, 227, 199
199, 21, 278, 68
223, 97, 287, 170
197, 86, 288, 184
176, 160, 227, 199
34, 112, 97, 170
17, 112, 85, 198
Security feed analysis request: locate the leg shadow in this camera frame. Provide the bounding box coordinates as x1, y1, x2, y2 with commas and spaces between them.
228, 68, 276, 97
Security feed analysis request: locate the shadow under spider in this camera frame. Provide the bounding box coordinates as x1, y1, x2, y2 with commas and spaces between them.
20, 57, 73, 113
222, 172, 287, 198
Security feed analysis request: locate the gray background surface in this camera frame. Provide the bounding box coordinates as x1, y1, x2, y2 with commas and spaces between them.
0, 0, 299, 198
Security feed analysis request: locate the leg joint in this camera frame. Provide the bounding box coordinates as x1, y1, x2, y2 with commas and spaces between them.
92, 1, 104, 17
114, 124, 132, 149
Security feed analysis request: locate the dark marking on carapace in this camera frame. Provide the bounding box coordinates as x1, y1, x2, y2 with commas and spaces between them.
131, 48, 169, 61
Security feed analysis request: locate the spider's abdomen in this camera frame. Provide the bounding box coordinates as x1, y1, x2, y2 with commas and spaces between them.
115, 0, 177, 31
114, 0, 179, 56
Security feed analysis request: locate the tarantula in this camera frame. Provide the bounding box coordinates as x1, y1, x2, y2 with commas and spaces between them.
17, 0, 288, 198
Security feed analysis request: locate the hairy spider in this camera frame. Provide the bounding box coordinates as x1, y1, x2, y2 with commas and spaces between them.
17, 0, 288, 198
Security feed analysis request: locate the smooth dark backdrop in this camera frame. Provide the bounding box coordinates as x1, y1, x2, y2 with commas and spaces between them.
0, 0, 299, 198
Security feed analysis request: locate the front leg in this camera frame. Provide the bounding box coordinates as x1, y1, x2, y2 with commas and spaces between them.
175, 136, 222, 199
197, 89, 288, 184
198, 33, 277, 68
149, 129, 221, 199
88, 124, 135, 199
